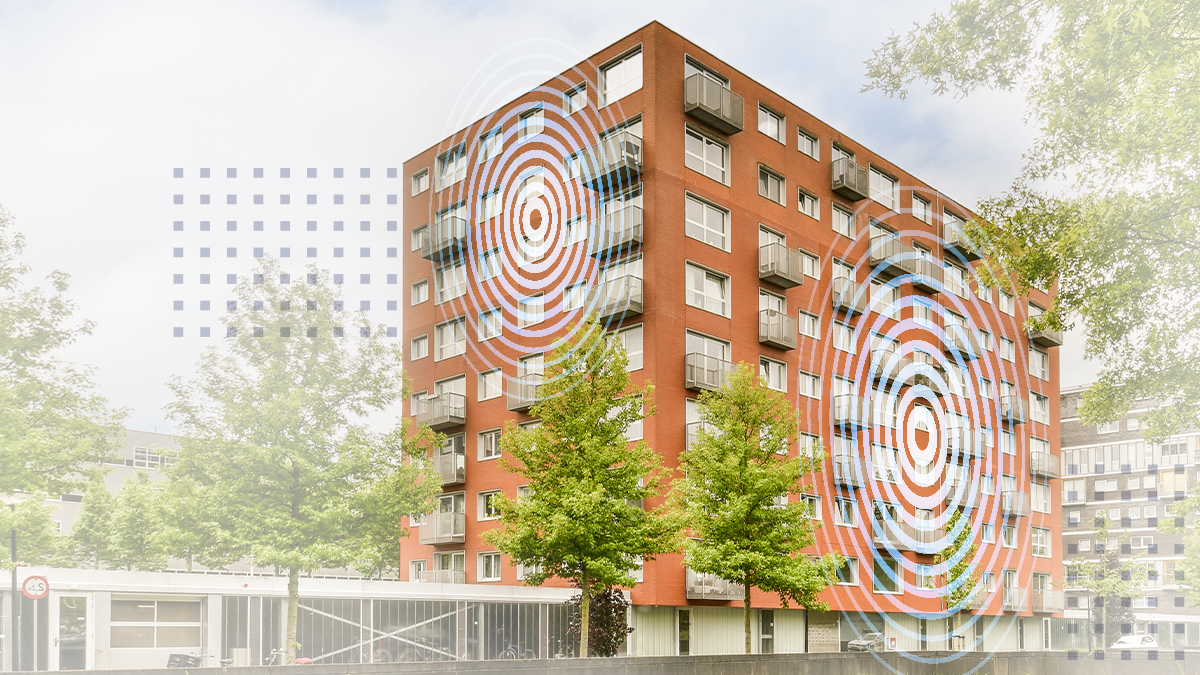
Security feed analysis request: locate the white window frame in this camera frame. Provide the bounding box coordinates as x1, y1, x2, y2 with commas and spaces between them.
873, 557, 902, 595
478, 308, 502, 341
517, 106, 545, 140
684, 127, 729, 184
478, 490, 503, 521
1029, 348, 1049, 380
869, 167, 897, 210
835, 557, 858, 585
798, 310, 820, 339
833, 206, 855, 238
479, 127, 502, 164
758, 104, 785, 143
758, 165, 785, 205
409, 335, 429, 361
617, 324, 644, 371
564, 84, 587, 116
797, 128, 818, 159
411, 169, 430, 196
478, 369, 501, 402
478, 551, 502, 582
684, 193, 729, 250
436, 144, 466, 190
797, 370, 820, 400
600, 47, 643, 105
1032, 527, 1051, 557
518, 294, 545, 328
912, 195, 930, 224
685, 263, 729, 317
759, 357, 787, 393
797, 188, 819, 218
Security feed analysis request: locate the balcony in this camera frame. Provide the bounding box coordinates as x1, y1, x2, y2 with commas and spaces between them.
831, 277, 868, 316
758, 242, 805, 289
943, 481, 981, 509
506, 375, 543, 413
869, 236, 917, 280
587, 275, 644, 322
944, 426, 983, 460
833, 394, 865, 431
1003, 586, 1028, 612
909, 352, 946, 389
943, 327, 983, 360
1032, 589, 1064, 613
911, 256, 941, 293
416, 569, 466, 584
832, 457, 866, 489
418, 511, 467, 545
420, 215, 469, 262
432, 449, 466, 485
685, 567, 746, 601
831, 157, 870, 202
1030, 452, 1061, 479
1029, 328, 1064, 348
870, 348, 914, 385
685, 352, 735, 392
1001, 491, 1031, 518
999, 395, 1027, 425
683, 73, 744, 135
588, 205, 643, 259
968, 590, 990, 611
759, 309, 797, 351
414, 392, 466, 431
582, 130, 642, 190
870, 519, 944, 555
943, 224, 981, 262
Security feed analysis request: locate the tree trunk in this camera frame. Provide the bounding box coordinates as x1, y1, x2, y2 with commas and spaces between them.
579, 570, 590, 658
743, 581, 752, 654
185, 553, 193, 574
285, 567, 299, 664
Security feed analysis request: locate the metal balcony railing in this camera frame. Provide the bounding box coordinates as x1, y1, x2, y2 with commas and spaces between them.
1030, 452, 1061, 479
831, 157, 869, 201
1001, 491, 1031, 518
1003, 586, 1028, 612
758, 242, 805, 289
999, 395, 1027, 425
943, 326, 983, 360
832, 457, 866, 489
870, 348, 914, 385
685, 567, 746, 601
758, 309, 797, 350
911, 256, 941, 293
418, 512, 467, 545
1029, 328, 1064, 348
870, 519, 944, 555
420, 215, 469, 261
1031, 589, 1064, 613
869, 236, 917, 280
833, 394, 865, 431
684, 352, 735, 392
909, 352, 946, 389
506, 375, 543, 413
581, 131, 642, 190
943, 480, 981, 509
683, 73, 744, 135
414, 392, 466, 431
586, 275, 644, 322
588, 205, 643, 259
432, 450, 465, 485
944, 426, 983, 460
416, 569, 466, 584
831, 277, 868, 316
943, 224, 981, 262
968, 590, 990, 611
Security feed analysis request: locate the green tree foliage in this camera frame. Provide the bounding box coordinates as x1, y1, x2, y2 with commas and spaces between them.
164, 259, 440, 663
483, 317, 681, 658
1066, 516, 1145, 648
107, 472, 167, 572
63, 480, 115, 569
0, 207, 125, 495
933, 507, 979, 611
676, 364, 839, 654
565, 585, 632, 658
155, 473, 240, 573
0, 495, 59, 570
864, 1, 1200, 440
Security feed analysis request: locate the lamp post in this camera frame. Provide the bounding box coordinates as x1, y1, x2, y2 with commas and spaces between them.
1, 495, 22, 672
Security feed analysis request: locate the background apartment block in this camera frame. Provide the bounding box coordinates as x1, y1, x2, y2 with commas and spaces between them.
1058, 387, 1200, 648
402, 21, 1063, 656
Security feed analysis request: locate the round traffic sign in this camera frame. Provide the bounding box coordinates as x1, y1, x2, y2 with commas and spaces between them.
21, 575, 48, 600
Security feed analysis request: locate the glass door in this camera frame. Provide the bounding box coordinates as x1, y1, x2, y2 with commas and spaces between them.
55, 596, 88, 671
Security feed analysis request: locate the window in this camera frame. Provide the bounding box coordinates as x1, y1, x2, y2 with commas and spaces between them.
873, 558, 901, 594
110, 599, 203, 649
982, 474, 994, 495
1031, 395, 1049, 423
1032, 482, 1050, 513
800, 493, 821, 519
479, 248, 501, 281
982, 523, 995, 543
1131, 535, 1154, 549
518, 107, 544, 139
564, 84, 586, 115
797, 128, 818, 159
798, 370, 820, 399
943, 263, 967, 297
1029, 348, 1049, 380
797, 188, 819, 218
870, 278, 899, 317
835, 498, 857, 526
979, 378, 993, 400
760, 357, 786, 392
518, 294, 544, 327
1001, 525, 1017, 548
1097, 420, 1120, 434
478, 490, 503, 520
685, 263, 728, 316
601, 48, 642, 104
873, 444, 900, 482
411, 169, 430, 195
798, 434, 820, 459
1000, 337, 1015, 362
684, 128, 728, 183
410, 335, 429, 361
411, 225, 428, 252
434, 262, 467, 303
678, 609, 690, 656
912, 195, 930, 224
684, 194, 728, 249
478, 126, 502, 164
436, 144, 466, 190
758, 105, 784, 142
409, 559, 427, 580
831, 143, 854, 162
758, 166, 785, 205
835, 557, 858, 585
478, 308, 502, 340
479, 188, 501, 221
478, 552, 502, 582
1128, 417, 1140, 431
798, 311, 820, 339
834, 321, 856, 353
1032, 527, 1051, 557
869, 168, 897, 209
913, 298, 936, 327
686, 331, 730, 366
1000, 292, 1014, 316
622, 395, 645, 441
411, 279, 429, 305
435, 319, 466, 361
833, 206, 855, 237
800, 250, 820, 279
616, 325, 644, 371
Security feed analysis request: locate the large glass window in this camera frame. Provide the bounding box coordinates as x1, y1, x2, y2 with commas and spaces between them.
869, 168, 897, 209
758, 166, 785, 205
833, 207, 855, 238
685, 264, 728, 316
873, 558, 901, 594
758, 105, 784, 142
684, 129, 728, 183
602, 49, 643, 104
685, 195, 728, 249
435, 319, 466, 361
436, 144, 466, 190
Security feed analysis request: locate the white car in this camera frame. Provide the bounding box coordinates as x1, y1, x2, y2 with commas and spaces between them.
1110, 635, 1158, 649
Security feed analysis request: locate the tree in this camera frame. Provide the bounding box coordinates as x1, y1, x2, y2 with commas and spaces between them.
1066, 516, 1146, 648
677, 364, 839, 654
482, 316, 681, 658
934, 507, 979, 613
107, 472, 168, 571
0, 206, 125, 495
564, 585, 632, 658
164, 259, 440, 664
1162, 493, 1198, 606
155, 474, 240, 573
0, 495, 59, 570
864, 1, 1200, 440
62, 480, 115, 569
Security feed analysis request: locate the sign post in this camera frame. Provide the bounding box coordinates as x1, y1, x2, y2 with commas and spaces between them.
21, 576, 48, 601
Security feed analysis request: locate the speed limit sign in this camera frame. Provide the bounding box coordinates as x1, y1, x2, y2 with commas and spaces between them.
21, 575, 48, 600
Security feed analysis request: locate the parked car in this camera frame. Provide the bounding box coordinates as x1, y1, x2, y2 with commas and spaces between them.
1110, 635, 1158, 649
847, 633, 885, 652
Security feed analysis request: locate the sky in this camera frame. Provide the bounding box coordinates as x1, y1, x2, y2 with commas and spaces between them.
0, 0, 1101, 433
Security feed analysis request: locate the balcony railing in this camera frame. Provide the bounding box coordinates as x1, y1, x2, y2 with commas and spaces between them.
683, 73, 744, 135
1003, 586, 1028, 612
911, 256, 941, 293
418, 511, 467, 545
685, 352, 735, 392
1001, 491, 1031, 518
944, 426, 983, 460
833, 394, 865, 431
506, 375, 543, 413
414, 392, 466, 431
968, 590, 990, 611
586, 275, 644, 322
1029, 328, 1064, 348
943, 480, 981, 509
869, 236, 917, 280
685, 567, 745, 601
588, 205, 643, 259
943, 326, 983, 360
759, 309, 797, 350
432, 450, 465, 485
1030, 452, 1061, 479
870, 348, 914, 385
758, 242, 805, 289
909, 352, 946, 389
999, 395, 1027, 425
416, 569, 466, 584
832, 457, 866, 489
420, 215, 469, 262
582, 131, 642, 190
831, 157, 869, 202
870, 518, 944, 555
1031, 589, 1064, 613
943, 224, 981, 262
831, 277, 868, 316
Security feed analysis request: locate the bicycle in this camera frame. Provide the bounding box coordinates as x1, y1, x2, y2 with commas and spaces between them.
167, 652, 232, 668
263, 648, 285, 666
499, 642, 536, 660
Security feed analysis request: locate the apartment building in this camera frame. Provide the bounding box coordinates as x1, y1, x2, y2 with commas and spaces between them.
402, 21, 1062, 656
1058, 387, 1200, 649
